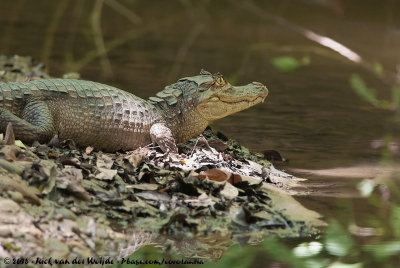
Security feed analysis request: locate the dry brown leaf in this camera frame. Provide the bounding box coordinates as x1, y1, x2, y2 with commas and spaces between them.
220, 183, 239, 200
0, 145, 21, 161
127, 183, 159, 191
85, 146, 94, 155
56, 166, 90, 201
197, 168, 230, 182
0, 174, 42, 205
208, 140, 228, 151
95, 168, 117, 180
196, 168, 242, 184
96, 153, 114, 169
48, 152, 57, 159
4, 122, 15, 145
125, 151, 146, 168
0, 159, 23, 175
239, 175, 262, 185
135, 191, 170, 201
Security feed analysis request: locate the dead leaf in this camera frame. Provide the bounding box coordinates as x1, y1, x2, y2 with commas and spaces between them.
60, 156, 81, 168
4, 122, 15, 145
232, 207, 258, 226
47, 135, 60, 147
127, 183, 159, 191
135, 191, 170, 201
208, 140, 228, 151
196, 168, 242, 184
0, 145, 21, 161
0, 159, 23, 175
197, 168, 230, 182
85, 146, 94, 155
39, 160, 58, 194
0, 174, 42, 205
239, 175, 262, 185
56, 166, 91, 201
184, 192, 215, 206
47, 152, 57, 159
96, 153, 114, 169
125, 149, 147, 168
220, 183, 239, 200
95, 168, 117, 180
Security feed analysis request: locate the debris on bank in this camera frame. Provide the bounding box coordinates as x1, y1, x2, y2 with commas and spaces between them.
0, 55, 323, 261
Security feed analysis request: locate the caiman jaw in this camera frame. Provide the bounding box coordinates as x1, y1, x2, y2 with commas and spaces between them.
196, 81, 268, 122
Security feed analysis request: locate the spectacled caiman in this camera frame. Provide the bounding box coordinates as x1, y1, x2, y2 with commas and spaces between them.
0, 70, 268, 153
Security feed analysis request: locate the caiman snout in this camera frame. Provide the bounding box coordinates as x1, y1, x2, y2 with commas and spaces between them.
249, 81, 269, 102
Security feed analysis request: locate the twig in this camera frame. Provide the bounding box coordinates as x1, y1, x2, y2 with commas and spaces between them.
91, 0, 113, 77
190, 135, 203, 157
232, 0, 361, 63
69, 16, 177, 72
199, 136, 214, 152
231, 0, 399, 86
167, 23, 204, 82
104, 0, 142, 25
142, 143, 160, 150
41, 0, 69, 64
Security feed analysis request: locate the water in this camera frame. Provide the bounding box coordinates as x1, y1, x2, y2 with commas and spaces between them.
1, 0, 399, 266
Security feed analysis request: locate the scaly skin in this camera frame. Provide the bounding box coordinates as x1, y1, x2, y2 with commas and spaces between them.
0, 70, 268, 152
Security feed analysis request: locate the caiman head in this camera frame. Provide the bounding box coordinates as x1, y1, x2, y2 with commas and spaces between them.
149, 70, 268, 142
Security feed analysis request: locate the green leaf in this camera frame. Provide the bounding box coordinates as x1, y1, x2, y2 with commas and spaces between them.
260, 237, 307, 268
205, 244, 255, 268
391, 205, 400, 238
328, 261, 363, 268
349, 74, 380, 107
379, 100, 391, 109
14, 140, 27, 149
304, 259, 331, 268
364, 241, 400, 260
357, 179, 375, 197
373, 62, 384, 76
324, 220, 354, 257
391, 87, 400, 106
271, 56, 301, 72
293, 241, 323, 257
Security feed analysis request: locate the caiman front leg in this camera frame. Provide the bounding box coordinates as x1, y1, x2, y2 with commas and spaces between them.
0, 99, 55, 143
149, 123, 178, 153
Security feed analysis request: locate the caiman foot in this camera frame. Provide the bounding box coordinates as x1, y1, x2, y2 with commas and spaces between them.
150, 123, 178, 153
0, 99, 54, 144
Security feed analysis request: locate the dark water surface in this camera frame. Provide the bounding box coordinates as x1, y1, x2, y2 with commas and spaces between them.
1, 0, 400, 266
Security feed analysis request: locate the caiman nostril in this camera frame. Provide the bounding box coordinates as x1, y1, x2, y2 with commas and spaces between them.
251, 81, 265, 87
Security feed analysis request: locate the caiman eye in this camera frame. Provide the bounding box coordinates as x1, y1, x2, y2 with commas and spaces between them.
215, 77, 226, 87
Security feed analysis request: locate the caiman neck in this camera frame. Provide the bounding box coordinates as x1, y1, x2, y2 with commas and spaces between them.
151, 101, 209, 143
